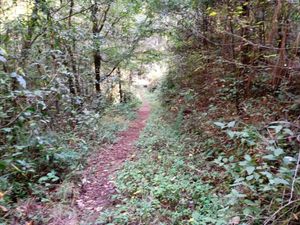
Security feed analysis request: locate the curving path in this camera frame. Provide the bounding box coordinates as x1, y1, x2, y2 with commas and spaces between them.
52, 100, 150, 225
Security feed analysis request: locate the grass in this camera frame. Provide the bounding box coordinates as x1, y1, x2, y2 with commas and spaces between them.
97, 94, 228, 225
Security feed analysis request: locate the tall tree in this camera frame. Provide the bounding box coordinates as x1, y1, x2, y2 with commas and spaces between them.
91, 1, 111, 93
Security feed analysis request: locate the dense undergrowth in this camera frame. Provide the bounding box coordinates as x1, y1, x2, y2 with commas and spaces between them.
98, 95, 228, 225
155, 54, 300, 224
0, 94, 140, 224
97, 57, 300, 225
2, 0, 300, 224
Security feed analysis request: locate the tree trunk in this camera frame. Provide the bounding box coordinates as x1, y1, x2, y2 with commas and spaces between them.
63, 57, 76, 95
67, 0, 80, 95
240, 0, 252, 98
20, 0, 40, 68
272, 20, 289, 89
94, 51, 101, 92
91, 3, 111, 93
118, 67, 123, 103
267, 0, 282, 46
68, 74, 76, 95
91, 3, 101, 93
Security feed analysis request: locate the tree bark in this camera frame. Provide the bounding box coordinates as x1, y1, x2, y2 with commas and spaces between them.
267, 0, 282, 46
94, 51, 101, 92
20, 0, 40, 68
118, 67, 123, 103
91, 2, 111, 93
67, 0, 80, 95
272, 20, 289, 89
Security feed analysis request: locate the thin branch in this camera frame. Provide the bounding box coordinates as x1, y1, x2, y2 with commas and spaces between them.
289, 147, 300, 203
106, 65, 118, 78
263, 199, 300, 225
186, 19, 300, 51
58, 5, 94, 22
98, 3, 111, 34
103, 14, 126, 37
0, 73, 59, 129
218, 58, 300, 72
219, 29, 300, 51
0, 106, 30, 129
30, 27, 48, 47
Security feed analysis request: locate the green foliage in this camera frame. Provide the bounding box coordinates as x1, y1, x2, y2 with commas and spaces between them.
213, 121, 300, 223
152, 0, 300, 223
2, 0, 300, 224
0, 0, 154, 221
98, 97, 228, 225
0, 76, 139, 223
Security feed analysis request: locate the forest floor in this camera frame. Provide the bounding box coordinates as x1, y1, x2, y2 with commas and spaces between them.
51, 99, 150, 225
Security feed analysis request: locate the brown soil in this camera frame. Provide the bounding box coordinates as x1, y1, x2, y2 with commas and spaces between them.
51, 100, 150, 225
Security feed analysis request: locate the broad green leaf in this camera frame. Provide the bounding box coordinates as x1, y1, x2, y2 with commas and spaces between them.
283, 128, 293, 135
0, 56, 7, 63
283, 156, 296, 165
246, 175, 254, 180
244, 199, 257, 206
261, 171, 272, 179
263, 154, 276, 160
246, 166, 255, 175
234, 177, 245, 183
0, 48, 7, 56
239, 161, 248, 166
0, 161, 6, 170
209, 11, 217, 17
231, 189, 247, 198
14, 145, 28, 150
1, 128, 12, 133
269, 125, 283, 134
272, 178, 289, 185
227, 121, 236, 128
11, 72, 26, 89
274, 148, 284, 156
245, 154, 251, 161
226, 130, 235, 138
214, 122, 225, 129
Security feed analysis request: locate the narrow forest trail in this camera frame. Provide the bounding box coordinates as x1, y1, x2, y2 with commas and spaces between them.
53, 100, 151, 225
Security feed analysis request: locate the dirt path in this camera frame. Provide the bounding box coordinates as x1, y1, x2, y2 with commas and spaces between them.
59, 100, 150, 224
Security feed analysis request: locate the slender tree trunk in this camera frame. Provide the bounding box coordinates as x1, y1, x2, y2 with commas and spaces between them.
94, 51, 101, 92
117, 67, 123, 103
227, 0, 240, 114
13, 0, 40, 90
68, 0, 81, 95
63, 57, 76, 95
267, 0, 282, 46
91, 2, 101, 93
240, 0, 252, 97
201, 5, 209, 47
20, 0, 40, 68
272, 20, 289, 89
63, 0, 80, 95
261, 6, 266, 46
67, 45, 80, 94
50, 32, 58, 75
91, 2, 111, 93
